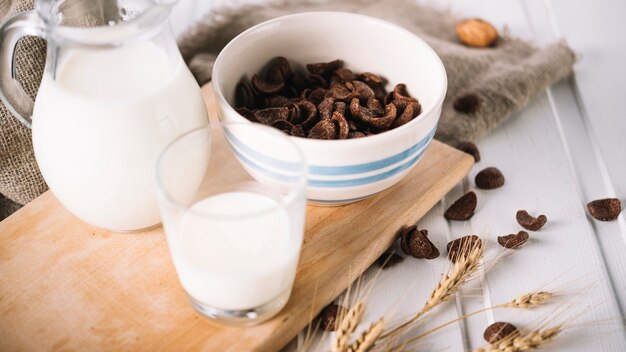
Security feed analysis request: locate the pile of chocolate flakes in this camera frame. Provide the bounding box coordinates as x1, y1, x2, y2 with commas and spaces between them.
234, 57, 421, 140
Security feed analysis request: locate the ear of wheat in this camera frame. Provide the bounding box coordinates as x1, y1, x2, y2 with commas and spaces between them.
333, 302, 365, 352
381, 238, 484, 340
394, 290, 555, 349
347, 318, 385, 352
474, 325, 563, 352
504, 291, 553, 309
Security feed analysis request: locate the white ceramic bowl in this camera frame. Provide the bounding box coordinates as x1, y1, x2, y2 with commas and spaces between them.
212, 12, 447, 205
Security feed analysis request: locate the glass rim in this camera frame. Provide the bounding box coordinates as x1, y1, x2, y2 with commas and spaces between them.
156, 121, 309, 220
36, 1, 173, 47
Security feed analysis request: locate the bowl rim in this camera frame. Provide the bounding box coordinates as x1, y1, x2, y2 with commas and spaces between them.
212, 11, 447, 147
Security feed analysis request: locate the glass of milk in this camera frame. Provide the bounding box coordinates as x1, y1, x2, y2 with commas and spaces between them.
156, 122, 308, 326
0, 0, 208, 232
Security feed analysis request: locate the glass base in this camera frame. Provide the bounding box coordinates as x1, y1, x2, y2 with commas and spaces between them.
187, 289, 291, 326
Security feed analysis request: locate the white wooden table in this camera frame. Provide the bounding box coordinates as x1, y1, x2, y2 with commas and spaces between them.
171, 1, 626, 350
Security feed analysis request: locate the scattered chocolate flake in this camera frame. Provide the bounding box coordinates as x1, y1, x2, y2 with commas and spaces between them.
235, 82, 257, 109
455, 141, 481, 162
453, 93, 482, 114
308, 119, 337, 140
332, 111, 350, 139
475, 167, 505, 189
587, 198, 622, 221
251, 74, 284, 95
318, 97, 335, 120
334, 101, 346, 115
333, 68, 357, 83
348, 131, 366, 139
271, 56, 292, 81
484, 322, 518, 344
271, 119, 294, 133
306, 73, 327, 89
253, 107, 289, 125
318, 303, 347, 331
234, 57, 421, 139
235, 107, 256, 122
360, 72, 384, 87
447, 235, 482, 262
400, 225, 439, 259
497, 231, 529, 249
288, 72, 308, 92
264, 95, 291, 108
377, 251, 404, 269
392, 84, 415, 101
350, 80, 376, 101
516, 210, 547, 231
350, 98, 397, 130
307, 87, 327, 106
291, 125, 306, 138
444, 191, 478, 221
391, 100, 418, 128
306, 59, 343, 77
366, 98, 385, 116
296, 100, 318, 130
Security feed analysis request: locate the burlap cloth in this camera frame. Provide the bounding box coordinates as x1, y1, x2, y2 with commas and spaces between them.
0, 0, 575, 220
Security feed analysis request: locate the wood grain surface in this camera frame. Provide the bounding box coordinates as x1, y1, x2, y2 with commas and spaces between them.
0, 85, 473, 351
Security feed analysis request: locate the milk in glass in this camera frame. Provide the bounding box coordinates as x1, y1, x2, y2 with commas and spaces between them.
172, 191, 298, 311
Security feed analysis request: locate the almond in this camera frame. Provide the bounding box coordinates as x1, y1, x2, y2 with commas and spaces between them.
456, 19, 498, 48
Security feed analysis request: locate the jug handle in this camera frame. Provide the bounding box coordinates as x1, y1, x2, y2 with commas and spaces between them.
0, 11, 46, 129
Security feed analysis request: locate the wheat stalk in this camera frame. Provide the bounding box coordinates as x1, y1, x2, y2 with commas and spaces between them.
504, 291, 553, 309
347, 318, 385, 352
333, 301, 365, 352
381, 239, 484, 340
389, 290, 554, 349
475, 326, 563, 352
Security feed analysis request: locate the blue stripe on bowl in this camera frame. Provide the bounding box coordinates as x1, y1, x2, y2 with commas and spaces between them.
224, 126, 437, 176
308, 194, 372, 204
230, 136, 431, 188
307, 146, 426, 187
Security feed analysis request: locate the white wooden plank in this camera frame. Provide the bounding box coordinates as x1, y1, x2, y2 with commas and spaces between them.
471, 94, 626, 351
430, 0, 626, 350
546, 0, 626, 214
523, 0, 626, 323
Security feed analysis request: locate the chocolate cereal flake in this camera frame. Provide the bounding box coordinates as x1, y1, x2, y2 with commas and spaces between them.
455, 141, 481, 162
318, 303, 347, 331
484, 322, 518, 344
447, 235, 482, 262
444, 191, 478, 221
308, 119, 337, 140
453, 93, 481, 114
497, 231, 529, 249
377, 251, 404, 269
516, 210, 547, 231
400, 226, 439, 259
251, 74, 284, 95
475, 167, 505, 189
587, 198, 622, 221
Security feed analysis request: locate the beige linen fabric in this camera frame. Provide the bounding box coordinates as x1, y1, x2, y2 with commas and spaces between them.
0, 0, 117, 219
0, 0, 46, 216
178, 0, 575, 145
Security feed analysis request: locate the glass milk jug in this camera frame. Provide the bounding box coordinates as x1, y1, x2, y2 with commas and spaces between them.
0, 0, 209, 232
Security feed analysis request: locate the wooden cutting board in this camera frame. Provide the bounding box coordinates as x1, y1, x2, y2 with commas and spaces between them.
0, 84, 473, 352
